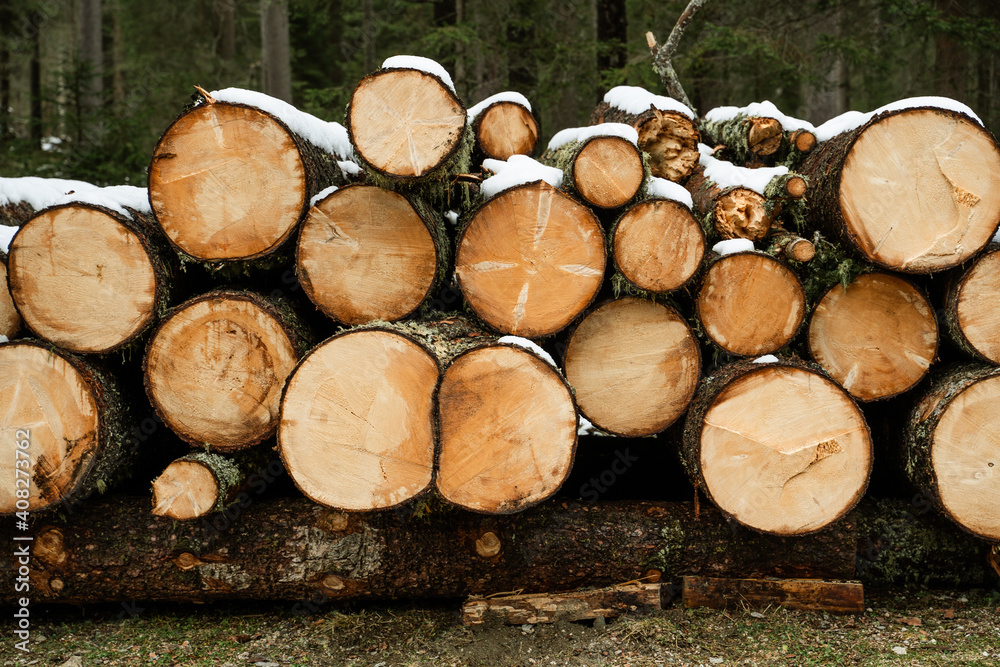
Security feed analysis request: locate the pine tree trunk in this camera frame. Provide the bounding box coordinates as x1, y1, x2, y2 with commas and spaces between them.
944, 244, 1000, 364
682, 359, 872, 535
148, 95, 344, 266
695, 250, 806, 357
470, 98, 539, 160
563, 297, 700, 437
808, 272, 938, 402
152, 451, 268, 520
540, 135, 645, 209
0, 340, 131, 515
590, 101, 699, 182
0, 251, 21, 339
798, 107, 1000, 273
7, 203, 174, 354
456, 182, 605, 338
905, 364, 1000, 543
6, 495, 859, 603
144, 290, 310, 452
296, 184, 448, 325
260, 0, 292, 103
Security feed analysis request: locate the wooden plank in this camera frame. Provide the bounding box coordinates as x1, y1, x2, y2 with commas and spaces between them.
682, 576, 864, 614
462, 583, 661, 626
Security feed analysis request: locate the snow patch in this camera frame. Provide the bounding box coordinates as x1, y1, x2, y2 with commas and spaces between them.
41, 136, 64, 152
444, 210, 460, 226
0, 177, 99, 210
480, 155, 563, 200
209, 88, 354, 160
752, 354, 779, 364
603, 86, 695, 119
703, 100, 815, 133
338, 160, 362, 178
0, 225, 17, 253
468, 92, 532, 119
699, 144, 788, 195
309, 185, 339, 208
381, 55, 455, 94
646, 177, 693, 209
992, 226, 1000, 244
578, 415, 596, 436
547, 123, 637, 151
712, 238, 754, 256
65, 185, 152, 216
498, 335, 557, 368
813, 96, 983, 142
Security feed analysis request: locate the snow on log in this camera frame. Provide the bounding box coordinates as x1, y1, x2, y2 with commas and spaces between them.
540, 124, 646, 209
701, 101, 817, 166
944, 244, 1000, 364
468, 92, 539, 160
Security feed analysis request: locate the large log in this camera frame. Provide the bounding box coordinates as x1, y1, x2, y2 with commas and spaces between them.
799, 103, 1000, 273
563, 297, 700, 437
0, 340, 131, 515
7, 202, 174, 354
149, 88, 348, 265
943, 244, 1000, 364
808, 272, 937, 402
905, 364, 1000, 542
6, 495, 859, 604
682, 358, 872, 535
456, 181, 605, 338
144, 290, 310, 451
295, 184, 447, 325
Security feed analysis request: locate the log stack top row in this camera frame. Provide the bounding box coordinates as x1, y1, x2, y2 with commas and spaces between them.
2, 55, 1000, 547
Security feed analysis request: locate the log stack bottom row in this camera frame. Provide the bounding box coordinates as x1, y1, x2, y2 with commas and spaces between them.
2, 59, 1000, 595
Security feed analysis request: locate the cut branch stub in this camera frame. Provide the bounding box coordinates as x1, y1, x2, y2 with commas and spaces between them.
592, 102, 699, 182
612, 198, 705, 293
7, 204, 170, 354
564, 298, 700, 437
296, 184, 446, 325
0, 340, 130, 514
800, 107, 1000, 273
149, 101, 339, 262
809, 272, 937, 402
0, 254, 21, 339
473, 101, 540, 160
696, 251, 805, 357
945, 245, 1000, 364
907, 365, 1000, 542
456, 182, 606, 337
279, 329, 438, 511
348, 68, 467, 179
682, 359, 872, 535
145, 290, 304, 451
437, 344, 577, 514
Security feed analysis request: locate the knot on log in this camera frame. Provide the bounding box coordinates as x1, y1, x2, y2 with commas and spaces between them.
476, 531, 502, 558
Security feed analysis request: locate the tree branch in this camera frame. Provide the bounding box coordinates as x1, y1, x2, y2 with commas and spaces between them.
646, 0, 708, 112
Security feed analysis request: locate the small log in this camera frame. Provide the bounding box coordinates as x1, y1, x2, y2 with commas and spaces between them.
8, 203, 174, 354
0, 340, 131, 515
944, 244, 1000, 364
456, 182, 605, 337
696, 250, 806, 357
540, 130, 646, 209
564, 298, 700, 437
682, 358, 872, 535
463, 583, 661, 626
145, 290, 309, 451
681, 577, 864, 614
0, 251, 22, 339
296, 184, 447, 325
611, 196, 705, 293
152, 451, 266, 520
808, 272, 937, 402
469, 94, 540, 160
700, 115, 784, 159
905, 364, 1000, 542
800, 105, 1000, 273
767, 231, 815, 262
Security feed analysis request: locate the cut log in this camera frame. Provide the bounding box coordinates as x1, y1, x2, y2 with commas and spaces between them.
611, 197, 705, 293
591, 92, 699, 182
696, 251, 806, 357
7, 203, 173, 354
347, 63, 469, 181
800, 106, 1000, 273
809, 272, 937, 402
149, 91, 345, 263
0, 252, 21, 339
564, 298, 700, 437
296, 184, 447, 325
0, 340, 130, 515
456, 181, 605, 337
279, 328, 439, 511
700, 114, 784, 160
682, 359, 872, 535
905, 364, 1000, 542
681, 577, 864, 614
767, 231, 815, 262
145, 290, 308, 451
463, 583, 661, 626
5, 495, 859, 603
944, 244, 1000, 364
152, 451, 266, 520
686, 163, 770, 241
540, 131, 646, 209
470, 95, 540, 160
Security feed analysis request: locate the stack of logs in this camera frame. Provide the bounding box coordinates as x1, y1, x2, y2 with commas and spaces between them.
2, 56, 1000, 604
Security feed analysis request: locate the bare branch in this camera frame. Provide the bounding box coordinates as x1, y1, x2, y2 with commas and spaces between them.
647, 0, 708, 113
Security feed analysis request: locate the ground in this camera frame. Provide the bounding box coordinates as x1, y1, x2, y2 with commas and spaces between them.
3, 587, 999, 666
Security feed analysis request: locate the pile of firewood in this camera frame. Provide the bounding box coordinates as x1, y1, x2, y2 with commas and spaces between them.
3, 54, 1000, 565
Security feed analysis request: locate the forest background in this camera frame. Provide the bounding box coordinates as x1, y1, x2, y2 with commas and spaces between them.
0, 0, 998, 187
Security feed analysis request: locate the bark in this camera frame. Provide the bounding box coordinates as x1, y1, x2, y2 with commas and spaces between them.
463, 583, 661, 625
590, 101, 699, 182
260, 0, 292, 103
682, 577, 864, 614
4, 495, 858, 604
646, 0, 707, 111
700, 114, 817, 168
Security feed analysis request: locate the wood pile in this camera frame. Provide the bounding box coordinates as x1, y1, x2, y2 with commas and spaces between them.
2, 55, 1000, 605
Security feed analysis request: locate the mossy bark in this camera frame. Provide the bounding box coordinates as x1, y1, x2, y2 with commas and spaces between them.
700, 114, 816, 169
0, 203, 34, 227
